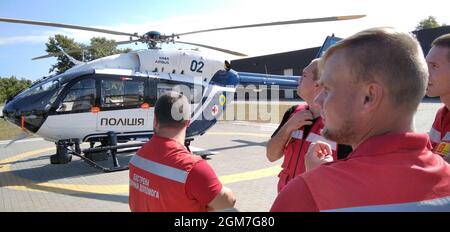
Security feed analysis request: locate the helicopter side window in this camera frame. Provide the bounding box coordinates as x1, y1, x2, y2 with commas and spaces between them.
157, 81, 202, 104
101, 79, 144, 108
57, 79, 96, 112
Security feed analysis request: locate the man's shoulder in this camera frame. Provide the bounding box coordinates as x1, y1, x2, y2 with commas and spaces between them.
190, 159, 215, 174
301, 161, 354, 186
436, 105, 449, 118
431, 105, 450, 131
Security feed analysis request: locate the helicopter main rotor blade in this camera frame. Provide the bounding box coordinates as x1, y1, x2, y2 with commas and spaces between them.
176, 41, 247, 56
0, 17, 138, 37
176, 15, 365, 37
32, 53, 59, 60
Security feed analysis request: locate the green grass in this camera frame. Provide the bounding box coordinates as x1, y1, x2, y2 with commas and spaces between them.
0, 119, 25, 140
0, 104, 29, 141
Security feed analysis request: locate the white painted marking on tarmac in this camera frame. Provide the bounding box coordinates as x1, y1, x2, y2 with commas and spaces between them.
0, 138, 44, 145
190, 146, 218, 156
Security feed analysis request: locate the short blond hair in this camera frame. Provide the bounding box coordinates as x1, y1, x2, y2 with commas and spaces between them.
308, 58, 321, 81
432, 33, 450, 62
320, 27, 428, 113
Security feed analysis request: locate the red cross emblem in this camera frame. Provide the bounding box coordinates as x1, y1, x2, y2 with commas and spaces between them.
211, 105, 219, 116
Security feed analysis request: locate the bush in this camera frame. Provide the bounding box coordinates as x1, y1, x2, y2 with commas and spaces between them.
0, 76, 32, 103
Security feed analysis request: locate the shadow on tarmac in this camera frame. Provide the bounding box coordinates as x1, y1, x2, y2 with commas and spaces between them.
0, 153, 133, 204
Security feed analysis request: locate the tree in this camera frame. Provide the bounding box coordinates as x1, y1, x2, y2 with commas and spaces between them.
87, 37, 131, 60
46, 34, 85, 74
0, 76, 32, 103
416, 16, 442, 30
45, 35, 132, 74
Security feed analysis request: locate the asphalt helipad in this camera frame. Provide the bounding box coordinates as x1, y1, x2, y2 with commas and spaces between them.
0, 99, 442, 212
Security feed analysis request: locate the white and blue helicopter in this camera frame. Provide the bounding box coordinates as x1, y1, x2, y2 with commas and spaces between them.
0, 15, 361, 171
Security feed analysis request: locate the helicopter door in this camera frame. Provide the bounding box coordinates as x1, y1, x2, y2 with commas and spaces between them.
40, 77, 98, 141
95, 76, 152, 139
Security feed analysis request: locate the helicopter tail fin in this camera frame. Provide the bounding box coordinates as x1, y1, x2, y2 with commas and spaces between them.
315, 35, 342, 58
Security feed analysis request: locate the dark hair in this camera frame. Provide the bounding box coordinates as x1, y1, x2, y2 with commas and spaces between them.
432, 33, 450, 62
155, 91, 191, 128
320, 27, 428, 113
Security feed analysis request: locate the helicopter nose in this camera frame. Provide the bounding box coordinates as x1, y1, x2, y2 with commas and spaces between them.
3, 98, 47, 133
3, 101, 20, 125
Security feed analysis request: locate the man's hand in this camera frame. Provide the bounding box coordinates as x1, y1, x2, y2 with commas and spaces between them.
305, 141, 334, 171
266, 109, 314, 162
283, 110, 314, 133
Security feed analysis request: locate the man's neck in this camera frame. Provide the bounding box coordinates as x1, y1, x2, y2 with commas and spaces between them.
351, 112, 414, 149
308, 104, 321, 118
156, 128, 186, 145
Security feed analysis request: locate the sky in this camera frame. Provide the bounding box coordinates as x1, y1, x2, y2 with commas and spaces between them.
0, 0, 449, 81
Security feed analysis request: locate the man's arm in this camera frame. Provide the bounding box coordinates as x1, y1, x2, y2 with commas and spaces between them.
266, 108, 313, 162
185, 160, 236, 211
266, 124, 294, 162
207, 186, 236, 211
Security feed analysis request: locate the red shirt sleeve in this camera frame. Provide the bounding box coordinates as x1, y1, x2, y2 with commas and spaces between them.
271, 176, 319, 212
185, 160, 223, 205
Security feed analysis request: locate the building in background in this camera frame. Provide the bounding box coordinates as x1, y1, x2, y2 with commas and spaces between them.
231, 26, 450, 99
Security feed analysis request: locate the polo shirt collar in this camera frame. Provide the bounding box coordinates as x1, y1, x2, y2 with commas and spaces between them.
348, 132, 432, 159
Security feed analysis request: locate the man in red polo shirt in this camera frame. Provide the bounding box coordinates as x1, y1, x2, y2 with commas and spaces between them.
271, 28, 450, 212
266, 59, 351, 193
129, 92, 236, 212
426, 33, 450, 162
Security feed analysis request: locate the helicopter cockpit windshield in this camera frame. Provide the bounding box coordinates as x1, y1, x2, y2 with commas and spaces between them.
16, 76, 61, 99
5, 76, 64, 116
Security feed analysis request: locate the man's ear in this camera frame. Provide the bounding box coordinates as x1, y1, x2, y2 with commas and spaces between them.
153, 115, 158, 133
362, 82, 383, 111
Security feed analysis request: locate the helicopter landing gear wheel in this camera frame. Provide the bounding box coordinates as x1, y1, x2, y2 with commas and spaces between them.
50, 140, 72, 164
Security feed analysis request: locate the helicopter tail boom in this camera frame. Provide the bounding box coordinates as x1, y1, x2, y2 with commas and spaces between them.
237, 72, 299, 89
